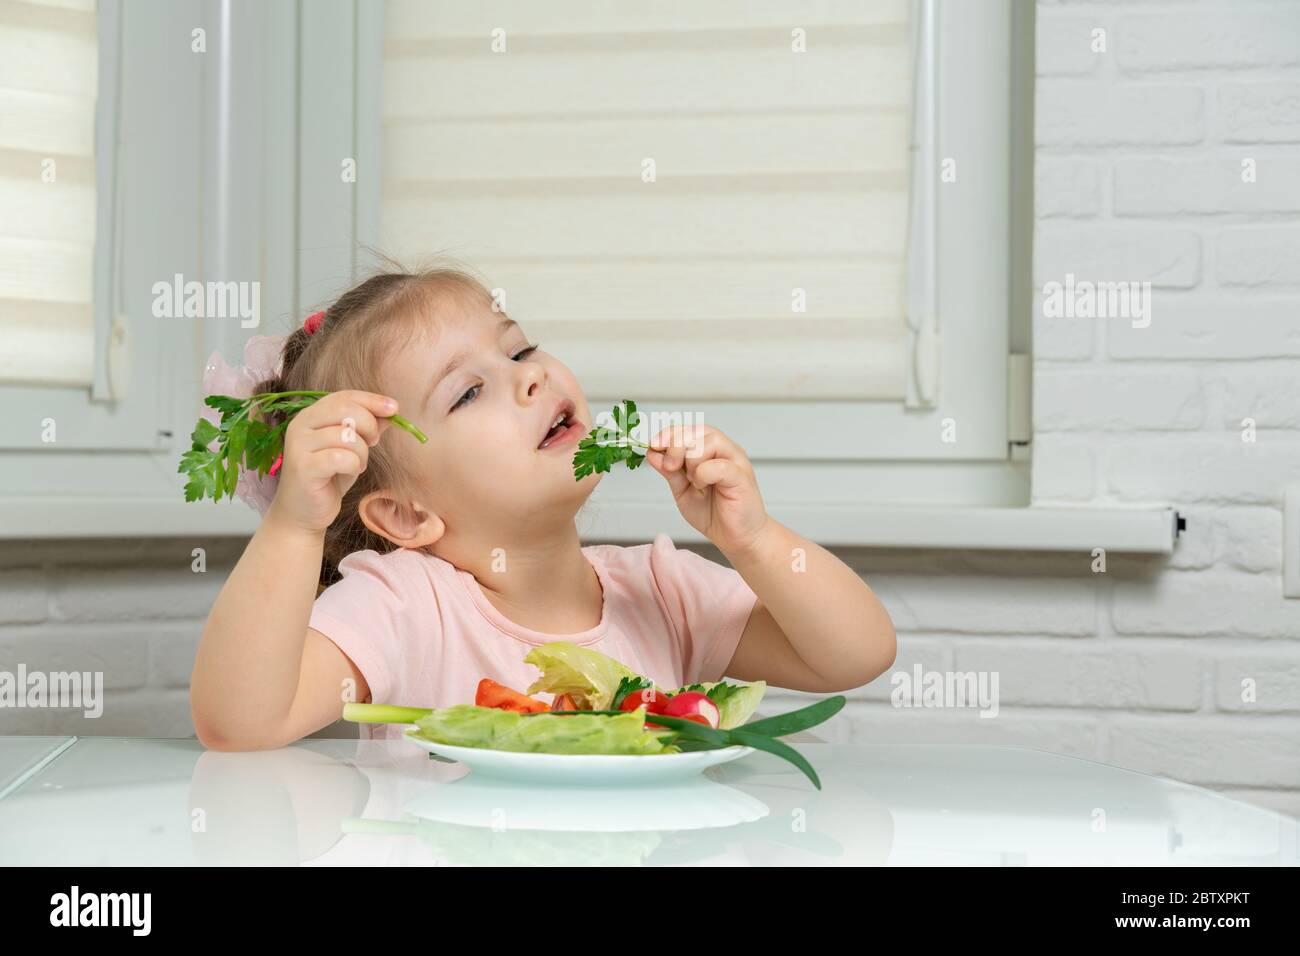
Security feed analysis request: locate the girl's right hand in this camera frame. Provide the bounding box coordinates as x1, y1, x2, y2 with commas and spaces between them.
264, 390, 397, 535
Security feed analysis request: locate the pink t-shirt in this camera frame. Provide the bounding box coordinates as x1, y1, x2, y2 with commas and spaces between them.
309, 532, 759, 741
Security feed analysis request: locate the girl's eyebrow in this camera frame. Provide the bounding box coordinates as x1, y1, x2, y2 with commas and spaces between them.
421, 317, 519, 411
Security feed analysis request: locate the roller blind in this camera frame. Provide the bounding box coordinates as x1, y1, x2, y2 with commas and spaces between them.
380, 0, 912, 401
0, 0, 97, 387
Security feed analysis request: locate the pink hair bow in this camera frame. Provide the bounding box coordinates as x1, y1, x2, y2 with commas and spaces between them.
198, 311, 325, 516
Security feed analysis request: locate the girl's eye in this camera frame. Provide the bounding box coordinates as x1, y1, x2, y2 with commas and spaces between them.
451, 343, 541, 411
452, 384, 480, 410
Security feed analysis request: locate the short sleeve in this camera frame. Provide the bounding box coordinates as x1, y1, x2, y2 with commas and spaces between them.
308, 549, 421, 706
648, 532, 758, 685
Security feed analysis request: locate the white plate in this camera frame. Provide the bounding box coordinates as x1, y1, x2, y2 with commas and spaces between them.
405, 730, 753, 786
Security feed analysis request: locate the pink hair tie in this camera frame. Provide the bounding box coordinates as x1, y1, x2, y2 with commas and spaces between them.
198, 309, 327, 515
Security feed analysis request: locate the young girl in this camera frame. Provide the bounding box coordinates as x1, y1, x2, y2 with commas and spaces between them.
190, 266, 897, 749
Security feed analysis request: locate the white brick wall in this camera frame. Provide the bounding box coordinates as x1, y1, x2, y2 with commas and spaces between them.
0, 540, 348, 740
1, 0, 1296, 823
777, 0, 1300, 821
0, 540, 212, 738
1011, 0, 1298, 816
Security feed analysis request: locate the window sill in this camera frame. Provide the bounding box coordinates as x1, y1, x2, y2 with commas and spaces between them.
0, 497, 1182, 554
0, 498, 262, 539
582, 501, 1182, 554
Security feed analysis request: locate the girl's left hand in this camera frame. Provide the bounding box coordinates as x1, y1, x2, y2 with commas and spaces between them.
646, 424, 770, 557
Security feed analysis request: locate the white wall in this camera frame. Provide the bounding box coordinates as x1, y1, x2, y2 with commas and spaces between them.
770, 0, 1300, 821
1032, 0, 1299, 815
0, 538, 227, 738
1, 0, 1296, 819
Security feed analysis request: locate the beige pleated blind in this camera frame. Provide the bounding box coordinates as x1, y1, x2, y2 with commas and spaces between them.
0, 0, 97, 387
380, 0, 912, 401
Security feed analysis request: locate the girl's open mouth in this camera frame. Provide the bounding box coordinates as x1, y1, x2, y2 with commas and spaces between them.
538, 413, 583, 451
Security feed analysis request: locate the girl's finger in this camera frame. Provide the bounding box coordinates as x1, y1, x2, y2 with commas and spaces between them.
648, 424, 753, 484
692, 457, 747, 493
679, 431, 722, 486
646, 448, 692, 498
681, 426, 748, 466
334, 389, 401, 418
667, 425, 708, 472
649, 423, 701, 459
300, 446, 365, 482
299, 424, 372, 469
298, 390, 398, 431
326, 404, 383, 447
308, 442, 366, 480
301, 400, 380, 445
680, 431, 756, 487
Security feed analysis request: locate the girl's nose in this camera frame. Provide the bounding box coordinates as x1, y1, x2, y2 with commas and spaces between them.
519, 361, 546, 399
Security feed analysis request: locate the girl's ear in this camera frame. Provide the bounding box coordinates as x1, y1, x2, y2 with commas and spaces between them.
357, 490, 445, 549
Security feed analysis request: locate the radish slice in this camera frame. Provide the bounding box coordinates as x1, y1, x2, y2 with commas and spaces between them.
662, 691, 720, 729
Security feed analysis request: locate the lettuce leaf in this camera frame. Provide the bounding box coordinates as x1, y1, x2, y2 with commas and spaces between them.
518, 640, 766, 732
671, 680, 767, 729
411, 704, 676, 755
523, 641, 640, 711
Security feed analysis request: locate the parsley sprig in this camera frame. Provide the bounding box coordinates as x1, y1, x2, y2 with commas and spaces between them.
677, 681, 748, 712
572, 399, 662, 480
178, 390, 427, 503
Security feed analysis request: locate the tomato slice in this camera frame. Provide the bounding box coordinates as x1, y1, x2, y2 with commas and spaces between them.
612, 684, 678, 728
618, 685, 671, 714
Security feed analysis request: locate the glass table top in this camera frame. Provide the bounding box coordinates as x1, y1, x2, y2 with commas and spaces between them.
0, 736, 1295, 866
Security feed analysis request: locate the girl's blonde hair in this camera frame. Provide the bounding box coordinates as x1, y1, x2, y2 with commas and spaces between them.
253, 261, 495, 589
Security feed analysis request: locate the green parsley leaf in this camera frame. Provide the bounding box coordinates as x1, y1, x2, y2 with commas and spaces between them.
675, 681, 747, 711
178, 390, 428, 504
572, 399, 656, 480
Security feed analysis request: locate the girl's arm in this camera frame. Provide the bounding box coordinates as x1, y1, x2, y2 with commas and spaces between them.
645, 424, 896, 693
189, 390, 394, 749
720, 518, 897, 692
190, 513, 369, 750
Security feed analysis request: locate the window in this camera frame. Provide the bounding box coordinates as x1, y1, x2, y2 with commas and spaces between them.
365, 0, 1026, 520
0, 0, 180, 459
0, 0, 279, 535
4, 0, 1087, 544
0, 0, 97, 387
380, 0, 914, 404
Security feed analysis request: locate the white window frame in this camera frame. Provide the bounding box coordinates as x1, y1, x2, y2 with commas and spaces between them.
0, 0, 295, 534
0, 0, 1180, 553
0, 0, 168, 451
